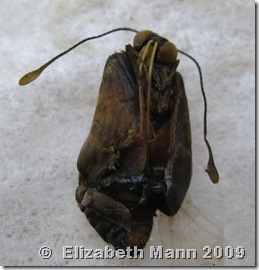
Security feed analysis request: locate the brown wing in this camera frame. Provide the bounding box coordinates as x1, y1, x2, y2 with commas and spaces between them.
149, 71, 192, 215
77, 50, 148, 187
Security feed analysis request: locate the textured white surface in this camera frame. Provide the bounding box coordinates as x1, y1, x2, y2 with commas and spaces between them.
0, 0, 255, 266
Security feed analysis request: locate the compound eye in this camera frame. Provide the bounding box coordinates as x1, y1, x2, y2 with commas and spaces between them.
157, 41, 178, 64
133, 30, 153, 50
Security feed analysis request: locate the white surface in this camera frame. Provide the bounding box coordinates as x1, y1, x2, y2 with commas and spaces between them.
0, 0, 255, 266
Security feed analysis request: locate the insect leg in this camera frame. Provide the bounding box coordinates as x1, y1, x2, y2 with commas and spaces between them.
76, 174, 133, 249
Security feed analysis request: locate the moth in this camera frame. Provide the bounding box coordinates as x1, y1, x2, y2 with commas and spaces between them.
19, 28, 219, 251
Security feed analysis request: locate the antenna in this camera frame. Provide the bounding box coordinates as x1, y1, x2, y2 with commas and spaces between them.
178, 49, 219, 183
19, 27, 138, 86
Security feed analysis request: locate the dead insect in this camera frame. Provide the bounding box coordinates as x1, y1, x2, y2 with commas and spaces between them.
19, 28, 219, 251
